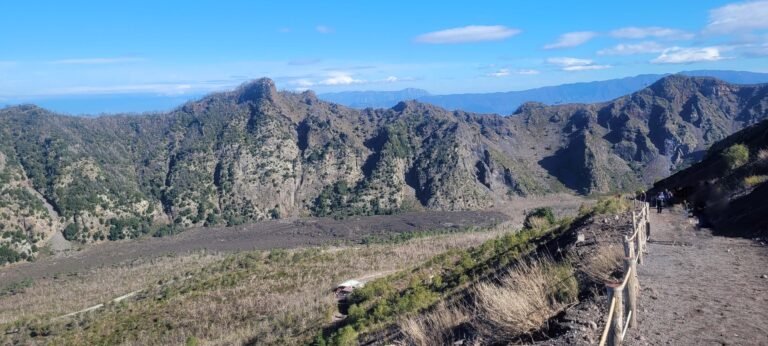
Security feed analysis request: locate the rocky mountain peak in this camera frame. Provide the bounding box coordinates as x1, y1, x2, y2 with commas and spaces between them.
236, 78, 279, 104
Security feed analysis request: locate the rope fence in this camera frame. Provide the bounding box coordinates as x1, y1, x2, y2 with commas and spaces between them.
598, 201, 650, 346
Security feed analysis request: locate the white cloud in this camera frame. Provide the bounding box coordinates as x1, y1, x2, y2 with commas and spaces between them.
543, 31, 598, 49
294, 79, 315, 88
598, 41, 666, 55
562, 64, 611, 71
516, 69, 540, 75
321, 72, 364, 85
316, 25, 334, 34
651, 46, 725, 64
49, 57, 146, 65
486, 68, 540, 77
547, 57, 611, 71
278, 27, 292, 33
706, 0, 768, 33
290, 72, 365, 87
610, 26, 694, 40
414, 25, 520, 44
384, 76, 399, 82
488, 68, 510, 77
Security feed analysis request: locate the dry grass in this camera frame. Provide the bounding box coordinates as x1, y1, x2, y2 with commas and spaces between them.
525, 216, 551, 230
757, 149, 768, 163
579, 244, 624, 282
399, 302, 470, 346
744, 175, 768, 188
471, 256, 577, 342
1, 225, 513, 345
0, 252, 224, 324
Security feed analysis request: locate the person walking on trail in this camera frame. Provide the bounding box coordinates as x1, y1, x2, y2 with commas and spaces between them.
656, 192, 666, 213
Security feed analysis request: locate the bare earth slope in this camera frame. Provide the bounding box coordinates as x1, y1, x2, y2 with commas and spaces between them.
627, 208, 768, 345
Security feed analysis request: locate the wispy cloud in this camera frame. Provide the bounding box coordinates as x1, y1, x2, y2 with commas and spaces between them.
610, 26, 694, 40
382, 76, 415, 83
706, 0, 768, 33
39, 82, 227, 96
547, 57, 611, 71
487, 68, 511, 77
544, 31, 598, 49
316, 25, 334, 34
486, 68, 540, 77
49, 57, 146, 65
651, 46, 725, 64
598, 41, 666, 55
414, 25, 520, 44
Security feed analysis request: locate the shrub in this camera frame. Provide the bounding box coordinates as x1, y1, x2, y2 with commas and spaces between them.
593, 196, 629, 215
185, 336, 199, 346
744, 175, 768, 188
523, 207, 556, 229
722, 143, 749, 170
0, 244, 22, 265
332, 326, 358, 346
63, 223, 79, 241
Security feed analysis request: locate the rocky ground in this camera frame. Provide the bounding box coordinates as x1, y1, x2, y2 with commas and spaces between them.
625, 208, 768, 345
542, 205, 768, 345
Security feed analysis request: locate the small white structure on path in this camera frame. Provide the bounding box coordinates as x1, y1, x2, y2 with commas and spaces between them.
334, 279, 365, 299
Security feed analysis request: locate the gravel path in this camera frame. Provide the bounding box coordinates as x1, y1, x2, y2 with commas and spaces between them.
627, 208, 768, 345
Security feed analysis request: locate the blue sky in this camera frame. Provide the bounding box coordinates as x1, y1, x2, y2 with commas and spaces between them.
2, 0, 768, 112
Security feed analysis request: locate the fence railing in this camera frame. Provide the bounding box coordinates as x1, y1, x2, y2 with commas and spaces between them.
598, 202, 650, 346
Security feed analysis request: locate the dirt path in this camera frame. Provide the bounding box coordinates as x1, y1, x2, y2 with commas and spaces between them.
627, 208, 768, 345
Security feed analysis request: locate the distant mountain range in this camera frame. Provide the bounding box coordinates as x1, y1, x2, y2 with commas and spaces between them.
2, 75, 768, 259
319, 70, 768, 114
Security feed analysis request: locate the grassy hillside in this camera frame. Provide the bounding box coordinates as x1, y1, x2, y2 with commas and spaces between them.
0, 197, 636, 345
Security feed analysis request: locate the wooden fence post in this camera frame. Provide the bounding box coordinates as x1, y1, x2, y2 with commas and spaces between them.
625, 257, 638, 328
636, 229, 644, 265
623, 236, 634, 259
607, 282, 624, 346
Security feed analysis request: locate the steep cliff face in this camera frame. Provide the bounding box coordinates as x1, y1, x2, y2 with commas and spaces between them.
518, 75, 768, 193
1, 76, 767, 250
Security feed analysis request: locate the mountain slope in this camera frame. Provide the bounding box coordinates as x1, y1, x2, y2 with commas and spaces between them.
651, 118, 768, 237
1, 75, 767, 256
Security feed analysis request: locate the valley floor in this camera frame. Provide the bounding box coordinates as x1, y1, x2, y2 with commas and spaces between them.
627, 208, 768, 345
0, 210, 507, 286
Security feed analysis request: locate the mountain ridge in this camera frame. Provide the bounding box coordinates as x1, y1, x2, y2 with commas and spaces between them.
319, 70, 768, 115
1, 75, 767, 263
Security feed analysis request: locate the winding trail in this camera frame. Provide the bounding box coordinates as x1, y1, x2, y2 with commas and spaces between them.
627, 208, 768, 345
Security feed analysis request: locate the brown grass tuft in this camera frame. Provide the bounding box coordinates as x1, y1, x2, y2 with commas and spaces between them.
757, 149, 768, 163
399, 302, 469, 346
744, 175, 768, 188
471, 257, 577, 341
579, 244, 624, 282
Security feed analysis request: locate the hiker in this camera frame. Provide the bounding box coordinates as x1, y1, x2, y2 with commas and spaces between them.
656, 192, 666, 213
